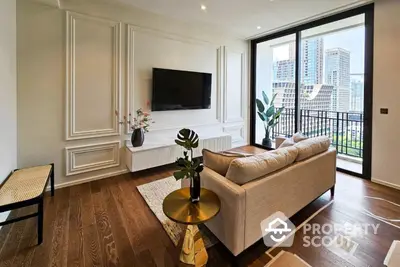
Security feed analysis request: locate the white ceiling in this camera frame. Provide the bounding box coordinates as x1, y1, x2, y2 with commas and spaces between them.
114, 0, 371, 39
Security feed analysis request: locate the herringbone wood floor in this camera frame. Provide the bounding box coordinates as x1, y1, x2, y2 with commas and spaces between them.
1, 146, 400, 266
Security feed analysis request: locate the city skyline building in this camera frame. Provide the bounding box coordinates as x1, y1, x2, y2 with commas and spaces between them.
272, 82, 333, 136
273, 59, 295, 82
272, 37, 324, 85
325, 48, 351, 111
301, 38, 324, 85
350, 78, 364, 112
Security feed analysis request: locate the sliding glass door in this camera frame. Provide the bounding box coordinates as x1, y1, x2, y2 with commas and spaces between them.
299, 15, 367, 175
250, 4, 374, 179
254, 34, 297, 148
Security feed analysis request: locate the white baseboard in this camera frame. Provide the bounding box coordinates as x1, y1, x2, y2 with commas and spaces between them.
372, 178, 400, 191
47, 169, 130, 191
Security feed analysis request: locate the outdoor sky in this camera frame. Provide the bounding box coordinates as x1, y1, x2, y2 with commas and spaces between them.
273, 26, 365, 77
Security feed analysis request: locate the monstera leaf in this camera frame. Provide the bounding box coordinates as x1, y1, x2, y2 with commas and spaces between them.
173, 128, 203, 181
175, 128, 199, 150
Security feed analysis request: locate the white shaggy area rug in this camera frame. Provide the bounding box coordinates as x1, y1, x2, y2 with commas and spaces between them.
136, 176, 218, 248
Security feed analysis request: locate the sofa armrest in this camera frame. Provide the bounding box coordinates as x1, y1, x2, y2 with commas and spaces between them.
200, 167, 246, 256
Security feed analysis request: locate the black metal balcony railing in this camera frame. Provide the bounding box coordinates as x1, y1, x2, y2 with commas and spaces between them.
271, 108, 364, 158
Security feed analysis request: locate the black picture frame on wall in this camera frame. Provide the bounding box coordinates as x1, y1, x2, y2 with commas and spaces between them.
250, 3, 374, 179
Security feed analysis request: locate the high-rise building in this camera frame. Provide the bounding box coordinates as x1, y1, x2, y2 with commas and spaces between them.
272, 38, 324, 85
288, 42, 296, 61
325, 48, 351, 111
273, 60, 295, 82
301, 38, 324, 85
272, 82, 333, 136
350, 79, 364, 112
273, 82, 333, 110
337, 87, 350, 112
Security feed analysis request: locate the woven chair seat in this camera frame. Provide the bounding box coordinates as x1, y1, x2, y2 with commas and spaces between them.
0, 165, 52, 207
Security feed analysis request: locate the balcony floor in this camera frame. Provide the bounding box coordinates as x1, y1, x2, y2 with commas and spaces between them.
337, 157, 362, 174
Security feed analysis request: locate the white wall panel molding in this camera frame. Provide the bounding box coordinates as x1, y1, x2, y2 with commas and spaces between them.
216, 46, 224, 123
65, 141, 121, 176
66, 11, 122, 140
223, 46, 245, 124
126, 25, 135, 134
127, 24, 215, 47
223, 124, 245, 145
126, 26, 223, 132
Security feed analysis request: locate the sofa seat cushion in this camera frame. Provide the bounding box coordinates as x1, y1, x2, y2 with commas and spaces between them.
202, 149, 246, 176
225, 146, 298, 185
294, 136, 331, 161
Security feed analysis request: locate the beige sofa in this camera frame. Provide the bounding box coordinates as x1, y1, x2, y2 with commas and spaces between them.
199, 136, 336, 256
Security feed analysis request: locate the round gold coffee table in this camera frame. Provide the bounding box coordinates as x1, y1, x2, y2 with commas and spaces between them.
162, 187, 220, 267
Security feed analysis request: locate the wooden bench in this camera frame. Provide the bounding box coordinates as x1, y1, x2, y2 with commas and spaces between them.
0, 164, 54, 245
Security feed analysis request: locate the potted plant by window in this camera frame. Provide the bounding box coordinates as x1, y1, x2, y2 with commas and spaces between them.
130, 108, 154, 147
256, 92, 284, 147
173, 129, 203, 203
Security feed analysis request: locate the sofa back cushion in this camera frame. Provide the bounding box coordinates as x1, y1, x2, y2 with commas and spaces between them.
294, 136, 331, 161
278, 137, 295, 148
202, 149, 245, 176
225, 146, 298, 185
292, 132, 309, 143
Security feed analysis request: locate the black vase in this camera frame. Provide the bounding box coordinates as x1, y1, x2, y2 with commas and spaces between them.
131, 128, 145, 147
262, 129, 272, 148
262, 137, 272, 148
190, 172, 201, 203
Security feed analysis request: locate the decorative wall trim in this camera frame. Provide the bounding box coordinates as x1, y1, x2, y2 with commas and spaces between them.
124, 27, 223, 132
65, 141, 121, 176
126, 25, 135, 134
127, 24, 215, 47
216, 46, 224, 123
66, 11, 122, 140
48, 169, 129, 191
223, 124, 245, 144
223, 47, 245, 124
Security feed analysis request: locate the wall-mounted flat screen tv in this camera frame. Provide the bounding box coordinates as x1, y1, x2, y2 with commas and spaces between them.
151, 68, 212, 111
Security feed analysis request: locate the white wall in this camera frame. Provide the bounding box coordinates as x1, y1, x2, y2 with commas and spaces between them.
17, 0, 248, 188
371, 0, 400, 189
0, 0, 17, 222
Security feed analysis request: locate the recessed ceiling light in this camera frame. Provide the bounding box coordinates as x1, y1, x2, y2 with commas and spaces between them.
257, 26, 262, 29
201, 4, 207, 11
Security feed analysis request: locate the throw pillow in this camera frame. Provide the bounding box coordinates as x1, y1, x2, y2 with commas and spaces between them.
278, 137, 295, 148
202, 149, 245, 176
225, 146, 298, 185
294, 136, 331, 161
292, 132, 308, 143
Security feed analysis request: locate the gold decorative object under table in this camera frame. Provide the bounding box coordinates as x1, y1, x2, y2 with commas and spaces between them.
162, 187, 221, 266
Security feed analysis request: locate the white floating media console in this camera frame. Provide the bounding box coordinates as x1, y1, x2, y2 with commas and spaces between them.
125, 132, 232, 172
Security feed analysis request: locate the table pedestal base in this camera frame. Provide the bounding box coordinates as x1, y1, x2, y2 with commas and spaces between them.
180, 225, 208, 266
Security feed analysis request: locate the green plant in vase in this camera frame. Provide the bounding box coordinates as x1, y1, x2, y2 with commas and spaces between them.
173, 128, 204, 203
130, 107, 154, 147
256, 92, 284, 147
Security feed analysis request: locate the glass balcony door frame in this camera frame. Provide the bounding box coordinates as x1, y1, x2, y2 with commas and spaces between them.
250, 4, 374, 179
